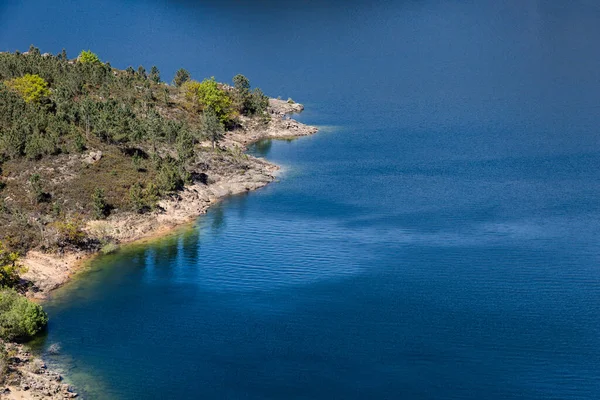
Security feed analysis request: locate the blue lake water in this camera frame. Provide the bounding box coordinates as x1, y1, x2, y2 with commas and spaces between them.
3, 0, 600, 398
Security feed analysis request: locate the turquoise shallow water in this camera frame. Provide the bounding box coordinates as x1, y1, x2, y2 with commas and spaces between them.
4, 0, 600, 398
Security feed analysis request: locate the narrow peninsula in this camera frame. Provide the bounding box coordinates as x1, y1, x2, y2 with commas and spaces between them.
0, 47, 317, 399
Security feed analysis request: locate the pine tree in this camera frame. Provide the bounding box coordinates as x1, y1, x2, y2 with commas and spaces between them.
92, 188, 108, 219
137, 66, 147, 79
150, 66, 161, 83
202, 109, 224, 149
173, 68, 191, 87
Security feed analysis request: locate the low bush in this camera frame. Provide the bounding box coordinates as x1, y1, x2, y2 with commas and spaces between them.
100, 242, 119, 255
0, 289, 48, 342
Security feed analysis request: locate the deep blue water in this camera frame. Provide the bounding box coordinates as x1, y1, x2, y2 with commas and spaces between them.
3, 1, 600, 398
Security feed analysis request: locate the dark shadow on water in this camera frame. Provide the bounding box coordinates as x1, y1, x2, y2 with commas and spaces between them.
250, 139, 273, 158
209, 203, 226, 233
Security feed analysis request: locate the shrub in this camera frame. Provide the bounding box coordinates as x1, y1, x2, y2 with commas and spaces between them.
4, 74, 50, 103
92, 188, 108, 219
0, 288, 48, 342
129, 183, 145, 213
28, 173, 44, 204
0, 241, 26, 288
53, 219, 87, 247
129, 182, 159, 213
202, 109, 224, 149
156, 160, 184, 193
100, 242, 119, 255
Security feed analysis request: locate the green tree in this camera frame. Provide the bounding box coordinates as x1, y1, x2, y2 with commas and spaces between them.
146, 111, 163, 153
156, 159, 184, 193
162, 86, 170, 105
4, 74, 50, 103
233, 74, 250, 92
28, 173, 44, 204
78, 50, 102, 64
176, 127, 195, 164
202, 109, 224, 149
129, 183, 159, 213
79, 97, 97, 138
150, 66, 161, 83
231, 75, 268, 116
137, 66, 147, 79
0, 288, 48, 341
173, 68, 191, 87
232, 74, 251, 112
249, 88, 269, 115
92, 188, 108, 219
129, 183, 146, 213
28, 45, 41, 56
183, 77, 233, 124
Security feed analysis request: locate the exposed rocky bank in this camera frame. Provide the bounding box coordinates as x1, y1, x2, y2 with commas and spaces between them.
1, 342, 77, 399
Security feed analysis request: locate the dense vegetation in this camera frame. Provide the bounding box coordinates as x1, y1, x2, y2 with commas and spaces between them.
0, 46, 270, 254
0, 288, 48, 342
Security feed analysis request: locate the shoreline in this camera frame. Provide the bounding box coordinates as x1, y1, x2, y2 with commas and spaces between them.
2, 99, 318, 400
22, 99, 318, 300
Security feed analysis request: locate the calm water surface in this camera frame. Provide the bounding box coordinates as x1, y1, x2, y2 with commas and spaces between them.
3, 1, 600, 398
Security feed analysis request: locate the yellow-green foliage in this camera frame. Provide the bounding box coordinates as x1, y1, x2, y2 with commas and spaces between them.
78, 50, 102, 65
182, 77, 233, 123
0, 241, 26, 288
4, 74, 50, 103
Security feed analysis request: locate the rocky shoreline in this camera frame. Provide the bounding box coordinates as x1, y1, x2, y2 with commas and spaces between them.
1, 342, 77, 399
2, 98, 318, 399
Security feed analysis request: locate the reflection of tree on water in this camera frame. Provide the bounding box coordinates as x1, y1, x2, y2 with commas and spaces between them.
253, 139, 272, 157
211, 204, 226, 233
180, 227, 201, 267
